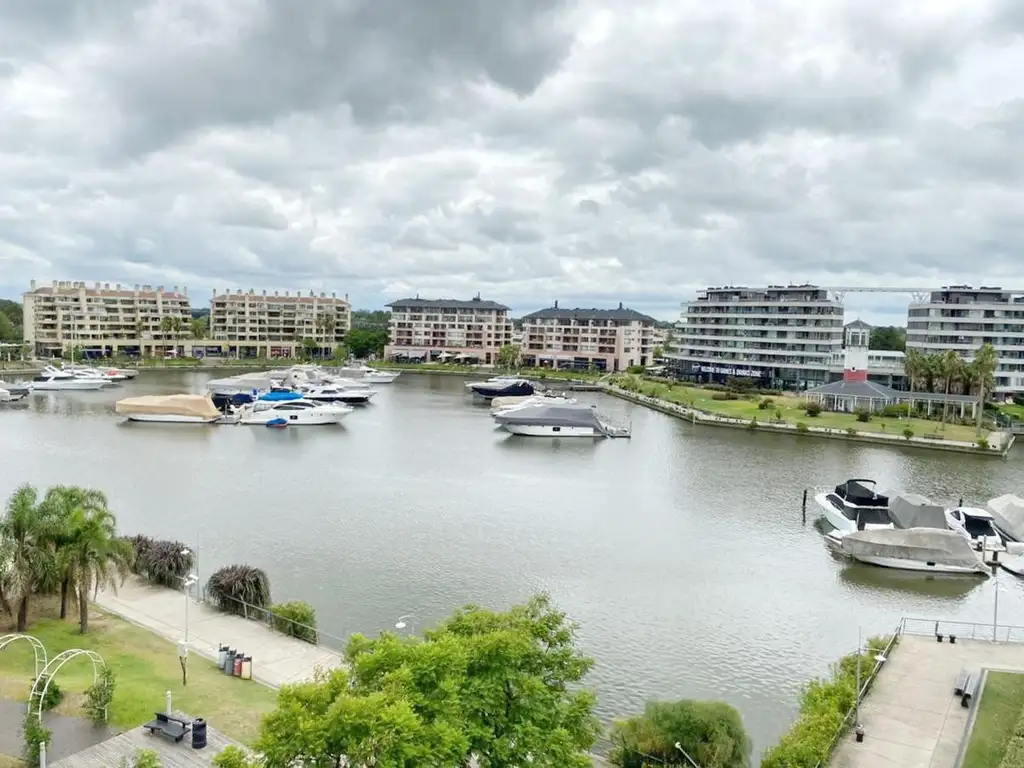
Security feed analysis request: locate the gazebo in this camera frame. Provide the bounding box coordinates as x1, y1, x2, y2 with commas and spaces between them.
803, 380, 980, 420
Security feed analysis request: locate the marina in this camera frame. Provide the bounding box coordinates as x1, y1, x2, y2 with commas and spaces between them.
3, 369, 1024, 753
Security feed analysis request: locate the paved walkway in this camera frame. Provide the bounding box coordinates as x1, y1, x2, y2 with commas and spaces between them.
0, 699, 116, 762
831, 634, 1024, 768
95, 577, 342, 689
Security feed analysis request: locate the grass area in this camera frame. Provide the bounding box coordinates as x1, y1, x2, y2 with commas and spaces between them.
1001, 403, 1024, 422
0, 598, 278, 746
619, 378, 987, 443
962, 672, 1024, 768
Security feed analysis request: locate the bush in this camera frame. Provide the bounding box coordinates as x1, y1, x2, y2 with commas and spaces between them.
271, 600, 319, 644
854, 407, 871, 423
762, 638, 891, 767
85, 665, 116, 724
977, 437, 990, 450
795, 422, 809, 433
626, 365, 646, 375
846, 428, 857, 437
213, 746, 256, 767
747, 418, 758, 430
22, 712, 51, 766
880, 403, 910, 418
902, 428, 914, 440
758, 397, 773, 410
124, 749, 162, 768
31, 674, 62, 711
207, 565, 272, 617
127, 536, 194, 588
803, 402, 822, 417
610, 699, 750, 768
774, 408, 782, 422
712, 392, 740, 401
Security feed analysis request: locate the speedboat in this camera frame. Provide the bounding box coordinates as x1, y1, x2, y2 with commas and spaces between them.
299, 384, 376, 405
815, 479, 894, 536
115, 394, 223, 424
840, 528, 990, 575
238, 398, 352, 426
946, 506, 1006, 551
339, 363, 400, 383
31, 367, 107, 391
206, 373, 275, 409
467, 377, 535, 400
64, 364, 126, 382
493, 403, 631, 438
0, 379, 32, 399
490, 393, 576, 414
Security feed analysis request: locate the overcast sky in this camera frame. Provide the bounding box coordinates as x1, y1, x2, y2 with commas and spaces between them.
1, 1, 1022, 323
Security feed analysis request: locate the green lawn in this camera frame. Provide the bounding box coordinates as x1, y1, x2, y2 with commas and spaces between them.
620, 379, 987, 443
962, 672, 1024, 768
1001, 404, 1024, 422
0, 599, 279, 746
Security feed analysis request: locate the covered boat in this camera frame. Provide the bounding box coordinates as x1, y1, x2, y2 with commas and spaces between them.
888, 494, 948, 530
115, 394, 222, 424
206, 373, 275, 408
493, 403, 630, 438
467, 377, 535, 400
988, 494, 1024, 542
840, 528, 990, 575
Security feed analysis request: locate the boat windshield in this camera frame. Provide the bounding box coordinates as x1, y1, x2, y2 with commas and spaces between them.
855, 508, 892, 529
964, 516, 999, 539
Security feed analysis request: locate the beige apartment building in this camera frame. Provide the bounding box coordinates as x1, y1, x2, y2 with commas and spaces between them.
521, 302, 657, 372
22, 279, 193, 358
209, 288, 351, 358
384, 296, 514, 364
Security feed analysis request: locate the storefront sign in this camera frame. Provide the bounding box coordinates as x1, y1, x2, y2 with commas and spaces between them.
698, 365, 764, 378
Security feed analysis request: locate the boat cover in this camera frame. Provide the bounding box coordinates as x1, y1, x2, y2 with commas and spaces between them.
494, 403, 603, 428
841, 528, 989, 573
988, 494, 1024, 542
260, 390, 303, 401
888, 493, 948, 530
206, 373, 273, 391
836, 479, 889, 507
115, 394, 220, 419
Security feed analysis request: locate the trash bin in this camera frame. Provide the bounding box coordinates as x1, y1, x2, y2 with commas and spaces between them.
217, 645, 228, 669
192, 718, 207, 750
224, 650, 236, 675
233, 654, 243, 677
241, 656, 252, 680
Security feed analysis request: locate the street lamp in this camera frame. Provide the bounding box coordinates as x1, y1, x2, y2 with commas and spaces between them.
395, 614, 416, 635
854, 627, 888, 743
674, 742, 701, 768
993, 570, 1007, 643
180, 550, 198, 687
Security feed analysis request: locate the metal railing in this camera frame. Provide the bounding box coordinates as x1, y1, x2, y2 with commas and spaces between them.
202, 589, 349, 651
901, 616, 1024, 644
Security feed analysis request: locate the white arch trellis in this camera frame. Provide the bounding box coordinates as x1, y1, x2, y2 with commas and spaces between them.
29, 649, 106, 721
0, 634, 48, 678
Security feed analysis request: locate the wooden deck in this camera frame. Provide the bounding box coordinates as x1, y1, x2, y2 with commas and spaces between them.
52, 713, 247, 767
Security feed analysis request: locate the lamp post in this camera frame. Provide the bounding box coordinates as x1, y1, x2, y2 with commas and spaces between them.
674, 741, 701, 768
854, 628, 888, 743
993, 570, 1005, 643
180, 549, 198, 687
395, 614, 416, 635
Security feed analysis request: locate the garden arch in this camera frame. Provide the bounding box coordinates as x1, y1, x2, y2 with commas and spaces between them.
0, 634, 48, 678
29, 649, 106, 721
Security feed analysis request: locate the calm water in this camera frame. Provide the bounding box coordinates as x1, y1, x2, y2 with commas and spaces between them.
3, 370, 1024, 752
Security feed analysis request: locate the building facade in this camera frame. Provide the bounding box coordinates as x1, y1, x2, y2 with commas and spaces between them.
22, 279, 193, 358
520, 302, 656, 372
384, 297, 514, 364
906, 286, 1024, 394
209, 289, 351, 359
669, 284, 845, 388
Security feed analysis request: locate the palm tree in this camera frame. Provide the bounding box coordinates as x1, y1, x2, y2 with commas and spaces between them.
973, 342, 999, 434
939, 350, 962, 426
44, 486, 113, 620
160, 316, 186, 339
0, 485, 59, 631
190, 317, 207, 340
62, 499, 132, 633
903, 348, 925, 415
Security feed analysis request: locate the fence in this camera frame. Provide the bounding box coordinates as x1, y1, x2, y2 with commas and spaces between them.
901, 616, 1024, 644
202, 588, 349, 651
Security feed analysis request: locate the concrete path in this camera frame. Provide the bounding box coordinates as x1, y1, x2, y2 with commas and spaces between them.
831, 634, 1024, 768
0, 699, 116, 762
95, 577, 342, 689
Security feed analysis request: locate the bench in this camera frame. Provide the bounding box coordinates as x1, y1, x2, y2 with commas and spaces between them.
954, 668, 972, 697
962, 674, 982, 708
143, 712, 192, 742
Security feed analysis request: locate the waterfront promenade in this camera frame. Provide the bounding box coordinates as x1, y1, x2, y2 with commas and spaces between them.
96, 577, 342, 688
831, 633, 1024, 768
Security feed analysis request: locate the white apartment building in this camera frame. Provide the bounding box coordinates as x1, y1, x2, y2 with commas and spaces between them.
209, 288, 351, 358
906, 285, 1024, 393
22, 279, 192, 358
520, 302, 656, 372
670, 284, 845, 388
385, 296, 514, 364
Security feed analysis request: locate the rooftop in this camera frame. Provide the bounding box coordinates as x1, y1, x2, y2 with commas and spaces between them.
522, 303, 656, 323
806, 379, 978, 404
387, 297, 510, 311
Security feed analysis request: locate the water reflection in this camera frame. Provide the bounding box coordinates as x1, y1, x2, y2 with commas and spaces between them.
839, 563, 984, 600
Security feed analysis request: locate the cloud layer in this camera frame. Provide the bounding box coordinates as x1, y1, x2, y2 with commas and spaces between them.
2, 0, 1023, 319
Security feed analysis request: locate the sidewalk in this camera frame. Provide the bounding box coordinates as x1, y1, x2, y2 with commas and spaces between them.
95, 577, 342, 689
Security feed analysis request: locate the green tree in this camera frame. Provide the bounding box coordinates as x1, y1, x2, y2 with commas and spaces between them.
939, 349, 963, 426
868, 326, 906, 351
0, 311, 17, 342
496, 344, 521, 371
347, 328, 389, 358
610, 699, 750, 768
160, 316, 186, 339
973, 342, 998, 433
351, 309, 391, 331
902, 348, 925, 415
190, 317, 208, 340
300, 337, 320, 361
0, 485, 58, 631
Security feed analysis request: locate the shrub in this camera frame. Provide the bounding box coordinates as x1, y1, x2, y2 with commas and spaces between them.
803, 402, 822, 417
880, 403, 910, 418
796, 422, 809, 433
977, 437, 990, 450
610, 699, 750, 768
124, 749, 163, 768
902, 428, 914, 440
774, 408, 782, 422
123, 534, 153, 575
846, 428, 857, 437
854, 407, 871, 423
31, 675, 62, 711
213, 746, 256, 768
758, 397, 773, 410
85, 665, 116, 724
22, 712, 51, 766
271, 600, 319, 644
626, 365, 646, 375
747, 418, 758, 430
711, 392, 739, 401
127, 536, 194, 588
207, 565, 272, 617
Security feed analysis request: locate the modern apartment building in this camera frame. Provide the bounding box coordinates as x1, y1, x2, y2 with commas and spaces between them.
906, 285, 1024, 393
670, 284, 845, 388
520, 302, 656, 372
384, 296, 514, 364
209, 288, 351, 358
22, 279, 192, 358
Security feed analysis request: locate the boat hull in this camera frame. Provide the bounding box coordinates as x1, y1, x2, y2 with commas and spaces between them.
502, 424, 601, 437
125, 414, 220, 424
304, 392, 375, 404
850, 554, 989, 575
33, 380, 107, 391
471, 382, 534, 399
361, 373, 399, 383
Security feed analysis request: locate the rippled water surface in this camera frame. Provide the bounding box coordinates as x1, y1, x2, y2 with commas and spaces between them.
3, 370, 1024, 752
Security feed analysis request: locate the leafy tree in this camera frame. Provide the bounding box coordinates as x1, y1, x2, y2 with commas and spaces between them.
300, 337, 320, 360
868, 326, 905, 351
315, 312, 338, 341
351, 309, 391, 331
347, 328, 389, 358
160, 316, 186, 339
190, 317, 208, 340
938, 349, 962, 426
973, 342, 998, 433
0, 311, 17, 342
0, 298, 23, 328
0, 485, 59, 631
610, 699, 750, 768
496, 344, 521, 370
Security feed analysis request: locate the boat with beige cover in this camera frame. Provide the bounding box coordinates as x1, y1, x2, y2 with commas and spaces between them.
115, 394, 223, 424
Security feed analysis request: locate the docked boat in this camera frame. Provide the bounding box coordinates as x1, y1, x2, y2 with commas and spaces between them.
467, 377, 535, 400
297, 383, 375, 405
987, 494, 1024, 543
0, 379, 32, 399
946, 506, 1005, 551
815, 479, 894, 536
31, 367, 107, 391
64, 364, 126, 382
238, 398, 352, 426
206, 373, 275, 409
489, 393, 576, 414
339, 363, 400, 383
493, 403, 631, 438
115, 394, 222, 423
840, 528, 990, 575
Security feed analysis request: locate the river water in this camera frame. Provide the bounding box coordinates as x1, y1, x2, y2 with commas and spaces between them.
2, 370, 1023, 752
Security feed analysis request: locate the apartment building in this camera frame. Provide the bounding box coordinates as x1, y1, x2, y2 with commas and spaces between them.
209, 288, 351, 358
384, 296, 514, 364
22, 279, 192, 358
906, 285, 1024, 393
669, 284, 845, 388
520, 302, 656, 372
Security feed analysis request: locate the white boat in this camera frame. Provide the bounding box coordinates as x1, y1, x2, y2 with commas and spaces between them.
493, 403, 631, 438
115, 394, 223, 423
299, 384, 376, 405
31, 368, 107, 391
946, 506, 1006, 552
840, 528, 990, 575
490, 394, 576, 414
207, 373, 275, 408
339, 363, 400, 383
238, 399, 352, 426
64, 364, 126, 382
815, 479, 894, 536
0, 379, 32, 399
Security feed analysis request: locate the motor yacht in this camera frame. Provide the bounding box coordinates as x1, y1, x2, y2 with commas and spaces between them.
115, 394, 223, 424
299, 384, 376, 405
338, 363, 400, 383
238, 398, 353, 426
206, 373, 275, 409
31, 367, 107, 391
493, 403, 631, 438
64, 363, 127, 382
815, 478, 894, 536
0, 379, 32, 399
467, 377, 535, 400
946, 506, 1006, 551
490, 394, 576, 415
